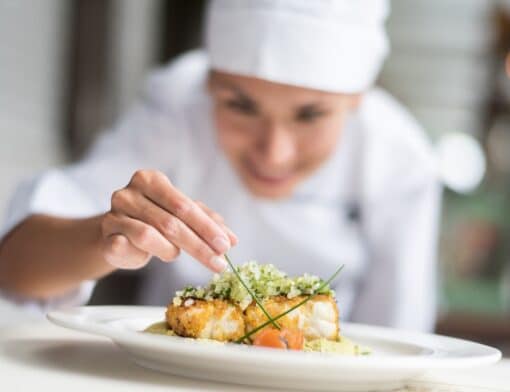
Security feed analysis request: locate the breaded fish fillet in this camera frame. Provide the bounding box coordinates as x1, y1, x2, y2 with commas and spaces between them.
166, 298, 245, 341
166, 294, 339, 342
244, 295, 339, 341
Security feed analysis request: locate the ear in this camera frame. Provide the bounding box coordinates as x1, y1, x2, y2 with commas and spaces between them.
206, 69, 217, 93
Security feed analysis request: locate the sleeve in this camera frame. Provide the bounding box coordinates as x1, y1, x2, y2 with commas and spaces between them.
0, 76, 185, 311
348, 90, 442, 332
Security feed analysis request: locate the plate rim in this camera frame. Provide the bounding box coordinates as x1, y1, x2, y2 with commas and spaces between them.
47, 305, 502, 370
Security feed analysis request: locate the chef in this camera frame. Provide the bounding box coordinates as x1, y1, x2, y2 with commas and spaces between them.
0, 0, 440, 331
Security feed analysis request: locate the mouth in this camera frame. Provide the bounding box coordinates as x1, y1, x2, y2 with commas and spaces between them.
245, 162, 296, 186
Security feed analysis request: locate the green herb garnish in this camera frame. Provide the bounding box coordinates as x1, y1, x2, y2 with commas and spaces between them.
224, 254, 280, 330
236, 264, 344, 344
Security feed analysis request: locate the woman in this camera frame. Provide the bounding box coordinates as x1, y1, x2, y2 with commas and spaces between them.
0, 0, 440, 331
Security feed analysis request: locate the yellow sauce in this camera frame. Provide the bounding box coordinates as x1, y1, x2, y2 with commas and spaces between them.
143, 321, 224, 345
304, 337, 371, 355
143, 321, 176, 336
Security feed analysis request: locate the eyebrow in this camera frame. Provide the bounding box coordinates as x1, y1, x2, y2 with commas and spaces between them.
211, 78, 247, 96
212, 77, 329, 112
212, 80, 260, 109
296, 102, 329, 113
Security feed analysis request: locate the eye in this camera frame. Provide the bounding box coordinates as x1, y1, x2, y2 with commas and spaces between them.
225, 99, 258, 116
295, 107, 326, 123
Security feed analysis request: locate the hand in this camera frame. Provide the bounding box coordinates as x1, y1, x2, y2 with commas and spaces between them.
100, 170, 238, 272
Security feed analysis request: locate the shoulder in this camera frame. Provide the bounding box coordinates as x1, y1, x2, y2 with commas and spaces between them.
359, 88, 434, 163
130, 49, 212, 153
137, 50, 217, 188
142, 50, 209, 112
357, 88, 438, 197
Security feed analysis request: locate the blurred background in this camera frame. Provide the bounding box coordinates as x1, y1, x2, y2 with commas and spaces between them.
1, 0, 509, 353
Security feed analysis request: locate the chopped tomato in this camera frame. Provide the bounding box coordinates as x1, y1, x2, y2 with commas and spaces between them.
252, 328, 304, 350
253, 328, 286, 349
280, 328, 304, 350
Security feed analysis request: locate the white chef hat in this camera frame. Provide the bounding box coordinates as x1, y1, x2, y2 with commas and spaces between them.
205, 0, 390, 93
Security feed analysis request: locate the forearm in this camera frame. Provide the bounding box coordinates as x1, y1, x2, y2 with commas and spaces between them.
0, 214, 116, 300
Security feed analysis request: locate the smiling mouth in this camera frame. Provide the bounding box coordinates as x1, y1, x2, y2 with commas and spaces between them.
245, 164, 295, 185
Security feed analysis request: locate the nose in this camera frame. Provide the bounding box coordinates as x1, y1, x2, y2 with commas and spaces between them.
259, 120, 296, 167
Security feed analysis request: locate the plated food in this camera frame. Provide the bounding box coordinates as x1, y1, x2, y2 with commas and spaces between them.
145, 261, 369, 355
47, 305, 503, 391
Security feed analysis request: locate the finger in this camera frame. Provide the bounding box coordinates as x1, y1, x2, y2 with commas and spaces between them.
113, 192, 227, 272
102, 234, 150, 269
219, 223, 238, 247
195, 201, 225, 223
103, 212, 179, 262
195, 201, 238, 246
130, 172, 231, 254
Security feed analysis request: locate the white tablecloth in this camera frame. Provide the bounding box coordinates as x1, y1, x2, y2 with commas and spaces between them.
0, 322, 508, 392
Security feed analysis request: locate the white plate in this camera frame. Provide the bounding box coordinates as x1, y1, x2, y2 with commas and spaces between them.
47, 306, 501, 391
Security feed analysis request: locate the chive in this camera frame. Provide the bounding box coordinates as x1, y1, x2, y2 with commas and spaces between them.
224, 254, 280, 330
236, 264, 344, 344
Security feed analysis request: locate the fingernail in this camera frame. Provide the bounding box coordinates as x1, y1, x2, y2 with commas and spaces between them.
210, 255, 227, 272
230, 231, 239, 245
212, 236, 230, 254
225, 227, 238, 243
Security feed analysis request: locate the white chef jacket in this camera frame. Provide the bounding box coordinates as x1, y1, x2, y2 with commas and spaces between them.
0, 50, 441, 331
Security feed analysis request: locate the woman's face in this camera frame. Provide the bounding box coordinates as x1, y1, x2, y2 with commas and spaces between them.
208, 71, 361, 199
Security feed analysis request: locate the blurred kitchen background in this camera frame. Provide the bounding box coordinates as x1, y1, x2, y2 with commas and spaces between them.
1, 0, 509, 353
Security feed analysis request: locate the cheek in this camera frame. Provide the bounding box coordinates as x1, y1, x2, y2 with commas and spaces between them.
296, 117, 345, 168
213, 109, 258, 159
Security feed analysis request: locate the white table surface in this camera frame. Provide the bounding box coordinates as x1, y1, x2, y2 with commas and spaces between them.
0, 321, 508, 392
